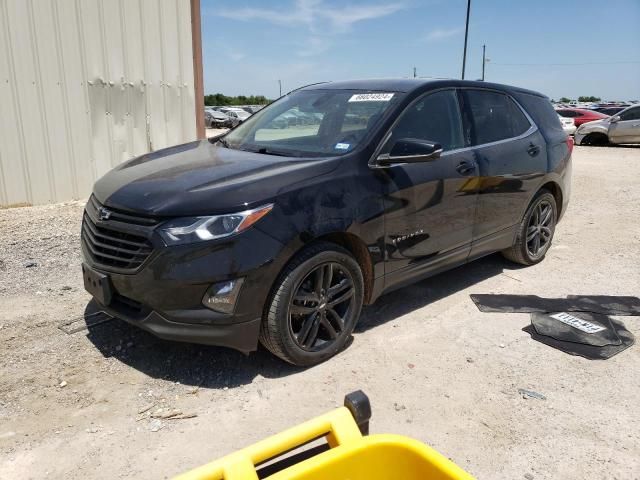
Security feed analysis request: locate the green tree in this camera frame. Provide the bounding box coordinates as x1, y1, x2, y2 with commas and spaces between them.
204, 93, 271, 106
578, 95, 601, 102
559, 97, 571, 103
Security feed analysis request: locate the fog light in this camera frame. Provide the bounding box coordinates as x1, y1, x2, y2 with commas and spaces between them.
202, 278, 244, 314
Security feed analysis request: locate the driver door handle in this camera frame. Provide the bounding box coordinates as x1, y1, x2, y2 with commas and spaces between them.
456, 161, 476, 176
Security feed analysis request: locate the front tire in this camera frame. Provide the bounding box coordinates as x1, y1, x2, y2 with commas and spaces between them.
581, 132, 609, 146
502, 190, 557, 265
259, 242, 364, 366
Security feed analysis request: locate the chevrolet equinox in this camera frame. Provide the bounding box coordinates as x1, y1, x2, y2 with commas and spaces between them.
82, 79, 572, 366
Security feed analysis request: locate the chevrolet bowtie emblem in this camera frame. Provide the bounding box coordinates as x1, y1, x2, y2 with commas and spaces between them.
98, 207, 112, 221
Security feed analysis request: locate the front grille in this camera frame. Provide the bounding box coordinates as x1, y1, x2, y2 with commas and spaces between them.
82, 196, 158, 273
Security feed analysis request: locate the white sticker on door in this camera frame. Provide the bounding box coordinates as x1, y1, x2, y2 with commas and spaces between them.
348, 93, 394, 102
549, 312, 606, 334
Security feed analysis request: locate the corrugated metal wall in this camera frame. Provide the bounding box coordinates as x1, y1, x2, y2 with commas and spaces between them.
0, 0, 197, 207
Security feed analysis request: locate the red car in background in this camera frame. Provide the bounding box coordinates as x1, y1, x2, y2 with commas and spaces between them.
556, 108, 609, 127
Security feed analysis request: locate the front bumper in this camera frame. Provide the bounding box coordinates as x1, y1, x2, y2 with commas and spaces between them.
212, 120, 232, 128
98, 300, 262, 353
574, 130, 587, 145
82, 225, 289, 353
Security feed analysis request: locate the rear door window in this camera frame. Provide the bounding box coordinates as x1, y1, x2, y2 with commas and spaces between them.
387, 89, 464, 151
464, 90, 532, 145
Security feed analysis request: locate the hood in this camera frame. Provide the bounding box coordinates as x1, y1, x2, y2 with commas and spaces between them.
93, 140, 338, 216
579, 117, 610, 131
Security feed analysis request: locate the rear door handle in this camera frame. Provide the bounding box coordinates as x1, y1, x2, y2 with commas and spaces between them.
527, 143, 541, 156
456, 161, 476, 176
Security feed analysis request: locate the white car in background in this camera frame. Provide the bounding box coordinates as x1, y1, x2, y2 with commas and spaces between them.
558, 115, 576, 135
574, 104, 640, 146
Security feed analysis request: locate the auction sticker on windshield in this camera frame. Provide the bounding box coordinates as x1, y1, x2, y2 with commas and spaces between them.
549, 312, 606, 334
348, 93, 394, 102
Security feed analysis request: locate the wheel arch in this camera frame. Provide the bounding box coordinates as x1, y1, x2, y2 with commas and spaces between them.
538, 181, 563, 218
272, 229, 376, 305
582, 131, 610, 145
313, 232, 375, 305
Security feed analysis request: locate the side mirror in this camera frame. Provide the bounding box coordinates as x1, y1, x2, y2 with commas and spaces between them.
610, 115, 620, 123
376, 138, 443, 167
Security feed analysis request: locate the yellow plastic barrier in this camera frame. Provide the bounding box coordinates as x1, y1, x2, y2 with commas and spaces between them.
175, 392, 474, 480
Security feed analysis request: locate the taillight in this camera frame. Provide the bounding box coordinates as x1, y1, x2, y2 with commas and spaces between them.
566, 136, 574, 154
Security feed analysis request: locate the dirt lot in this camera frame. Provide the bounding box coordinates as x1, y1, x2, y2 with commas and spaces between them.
1, 145, 639, 479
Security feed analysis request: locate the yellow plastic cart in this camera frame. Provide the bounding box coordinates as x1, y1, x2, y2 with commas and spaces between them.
175, 391, 474, 480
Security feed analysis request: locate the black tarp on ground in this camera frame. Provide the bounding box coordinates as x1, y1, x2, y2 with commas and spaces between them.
524, 312, 635, 360
470, 294, 640, 316
469, 294, 638, 359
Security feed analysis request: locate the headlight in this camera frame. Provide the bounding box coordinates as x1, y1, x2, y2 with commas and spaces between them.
158, 204, 273, 246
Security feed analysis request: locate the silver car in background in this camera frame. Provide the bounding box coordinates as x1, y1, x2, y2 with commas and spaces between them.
222, 108, 252, 127
574, 104, 640, 145
205, 108, 232, 128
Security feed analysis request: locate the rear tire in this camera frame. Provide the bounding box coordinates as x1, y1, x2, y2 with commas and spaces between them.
259, 242, 364, 366
502, 190, 557, 266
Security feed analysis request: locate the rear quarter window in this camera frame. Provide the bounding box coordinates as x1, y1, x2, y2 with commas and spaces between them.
513, 92, 565, 144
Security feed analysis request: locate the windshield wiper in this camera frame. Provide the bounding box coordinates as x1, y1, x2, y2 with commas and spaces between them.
217, 137, 230, 148
255, 147, 293, 157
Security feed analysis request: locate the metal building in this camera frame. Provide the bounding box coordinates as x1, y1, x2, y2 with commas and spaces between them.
0, 0, 204, 207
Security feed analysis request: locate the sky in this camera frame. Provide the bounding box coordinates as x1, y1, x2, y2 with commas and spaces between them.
201, 0, 640, 101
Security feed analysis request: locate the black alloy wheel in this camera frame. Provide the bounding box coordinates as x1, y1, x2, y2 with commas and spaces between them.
289, 262, 356, 351
502, 190, 557, 266
259, 242, 364, 366
525, 199, 554, 259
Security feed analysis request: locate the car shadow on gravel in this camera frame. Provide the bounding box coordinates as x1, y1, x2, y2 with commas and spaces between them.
356, 253, 521, 332
84, 302, 303, 389
84, 253, 519, 389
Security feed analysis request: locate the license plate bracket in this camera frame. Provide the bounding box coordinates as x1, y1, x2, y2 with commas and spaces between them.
82, 264, 113, 306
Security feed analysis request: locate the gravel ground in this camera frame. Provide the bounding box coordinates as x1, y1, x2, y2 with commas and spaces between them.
1, 145, 639, 479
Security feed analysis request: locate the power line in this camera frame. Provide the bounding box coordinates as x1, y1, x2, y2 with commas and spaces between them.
491, 60, 640, 66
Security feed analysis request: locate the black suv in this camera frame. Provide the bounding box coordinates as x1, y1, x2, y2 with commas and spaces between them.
82, 79, 572, 366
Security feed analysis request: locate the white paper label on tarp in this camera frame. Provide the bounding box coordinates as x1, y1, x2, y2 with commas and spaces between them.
348, 93, 394, 102
549, 312, 606, 334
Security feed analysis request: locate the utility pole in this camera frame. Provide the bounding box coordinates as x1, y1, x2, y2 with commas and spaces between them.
413, 67, 417, 78
481, 44, 486, 81
278, 79, 282, 97
461, 0, 471, 79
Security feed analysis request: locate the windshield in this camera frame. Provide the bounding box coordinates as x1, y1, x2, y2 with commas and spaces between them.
222, 89, 400, 157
